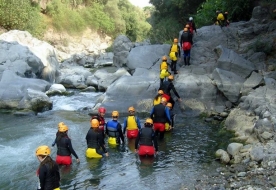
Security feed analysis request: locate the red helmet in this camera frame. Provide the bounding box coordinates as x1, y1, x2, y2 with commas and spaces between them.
98, 107, 106, 113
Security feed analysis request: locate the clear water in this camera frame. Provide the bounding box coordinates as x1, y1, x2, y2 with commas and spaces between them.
0, 91, 227, 190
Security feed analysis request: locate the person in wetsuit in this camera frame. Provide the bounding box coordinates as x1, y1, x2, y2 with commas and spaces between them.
90, 107, 106, 141
86, 119, 108, 158
123, 106, 141, 139
135, 118, 158, 156
106, 111, 125, 145
35, 145, 60, 190
159, 75, 182, 109
53, 122, 79, 165
150, 97, 172, 140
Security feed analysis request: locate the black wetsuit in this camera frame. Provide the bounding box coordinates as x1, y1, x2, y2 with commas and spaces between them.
135, 127, 158, 151
38, 162, 60, 190
56, 137, 79, 159
160, 80, 181, 108
86, 128, 107, 155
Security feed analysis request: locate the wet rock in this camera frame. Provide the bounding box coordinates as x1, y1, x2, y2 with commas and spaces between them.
227, 143, 243, 156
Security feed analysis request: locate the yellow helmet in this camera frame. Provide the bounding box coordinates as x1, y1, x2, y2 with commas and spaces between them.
184, 27, 188, 32
36, 145, 51, 156
91, 119, 99, 128
158, 90, 164, 95
168, 75, 174, 80
162, 56, 167, 61
173, 38, 178, 43
58, 124, 68, 132
145, 118, 153, 125
166, 102, 172, 108
58, 122, 65, 127
161, 97, 167, 103
128, 106, 135, 112
112, 111, 119, 117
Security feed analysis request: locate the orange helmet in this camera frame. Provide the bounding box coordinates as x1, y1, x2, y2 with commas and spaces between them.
145, 118, 153, 125
173, 38, 178, 43
184, 28, 188, 32
158, 90, 164, 95
185, 24, 190, 28
112, 111, 119, 117
162, 56, 167, 61
166, 102, 172, 108
161, 97, 167, 103
168, 75, 174, 80
128, 106, 135, 112
91, 119, 99, 128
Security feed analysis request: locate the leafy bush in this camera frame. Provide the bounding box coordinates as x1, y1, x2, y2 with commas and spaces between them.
0, 0, 45, 37
46, 0, 86, 34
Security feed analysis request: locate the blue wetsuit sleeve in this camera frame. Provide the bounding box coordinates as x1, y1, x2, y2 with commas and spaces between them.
136, 117, 141, 129
67, 139, 78, 159
150, 107, 154, 119
165, 107, 171, 125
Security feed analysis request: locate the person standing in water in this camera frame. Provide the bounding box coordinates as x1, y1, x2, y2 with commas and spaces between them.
35, 145, 60, 190
106, 111, 125, 146
52, 122, 80, 165
123, 106, 141, 139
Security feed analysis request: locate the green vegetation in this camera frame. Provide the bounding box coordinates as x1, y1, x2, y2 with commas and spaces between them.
0, 0, 272, 43
0, 0, 46, 38
0, 0, 151, 41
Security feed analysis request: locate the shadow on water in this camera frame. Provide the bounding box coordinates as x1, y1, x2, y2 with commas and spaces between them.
0, 111, 233, 190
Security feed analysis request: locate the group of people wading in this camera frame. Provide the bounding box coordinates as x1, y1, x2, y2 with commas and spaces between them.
34, 17, 194, 190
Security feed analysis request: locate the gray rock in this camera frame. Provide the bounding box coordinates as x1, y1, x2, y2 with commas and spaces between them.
227, 143, 243, 156
250, 147, 264, 162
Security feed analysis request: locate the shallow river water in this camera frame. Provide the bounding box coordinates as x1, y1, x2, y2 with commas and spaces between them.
0, 91, 229, 190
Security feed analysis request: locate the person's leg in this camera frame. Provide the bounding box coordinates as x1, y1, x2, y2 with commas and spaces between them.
171, 60, 176, 73
159, 131, 165, 140
160, 78, 164, 87
187, 50, 191, 66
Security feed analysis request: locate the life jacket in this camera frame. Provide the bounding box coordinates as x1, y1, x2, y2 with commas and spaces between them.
160, 81, 170, 95
160, 61, 168, 70
37, 163, 60, 190
139, 128, 154, 146
152, 104, 169, 123
153, 96, 161, 106
126, 116, 139, 130
57, 137, 71, 156
217, 13, 225, 21
160, 69, 170, 79
182, 42, 191, 51
106, 120, 119, 137
170, 44, 178, 53
86, 128, 101, 148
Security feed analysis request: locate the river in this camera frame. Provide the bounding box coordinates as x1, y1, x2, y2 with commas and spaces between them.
0, 91, 229, 189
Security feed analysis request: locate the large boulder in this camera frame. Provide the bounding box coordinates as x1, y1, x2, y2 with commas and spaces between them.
0, 30, 60, 83
127, 44, 171, 70
215, 45, 256, 79
212, 68, 245, 103
113, 35, 133, 67
0, 70, 51, 111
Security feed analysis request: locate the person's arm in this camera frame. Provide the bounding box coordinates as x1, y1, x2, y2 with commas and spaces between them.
123, 118, 127, 134
66, 139, 79, 159
169, 45, 172, 54
150, 107, 154, 119
177, 45, 181, 57
170, 84, 180, 99
38, 165, 47, 190
136, 117, 141, 129
165, 107, 171, 125
152, 130, 158, 151
135, 130, 141, 150
98, 133, 107, 153
117, 123, 125, 143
